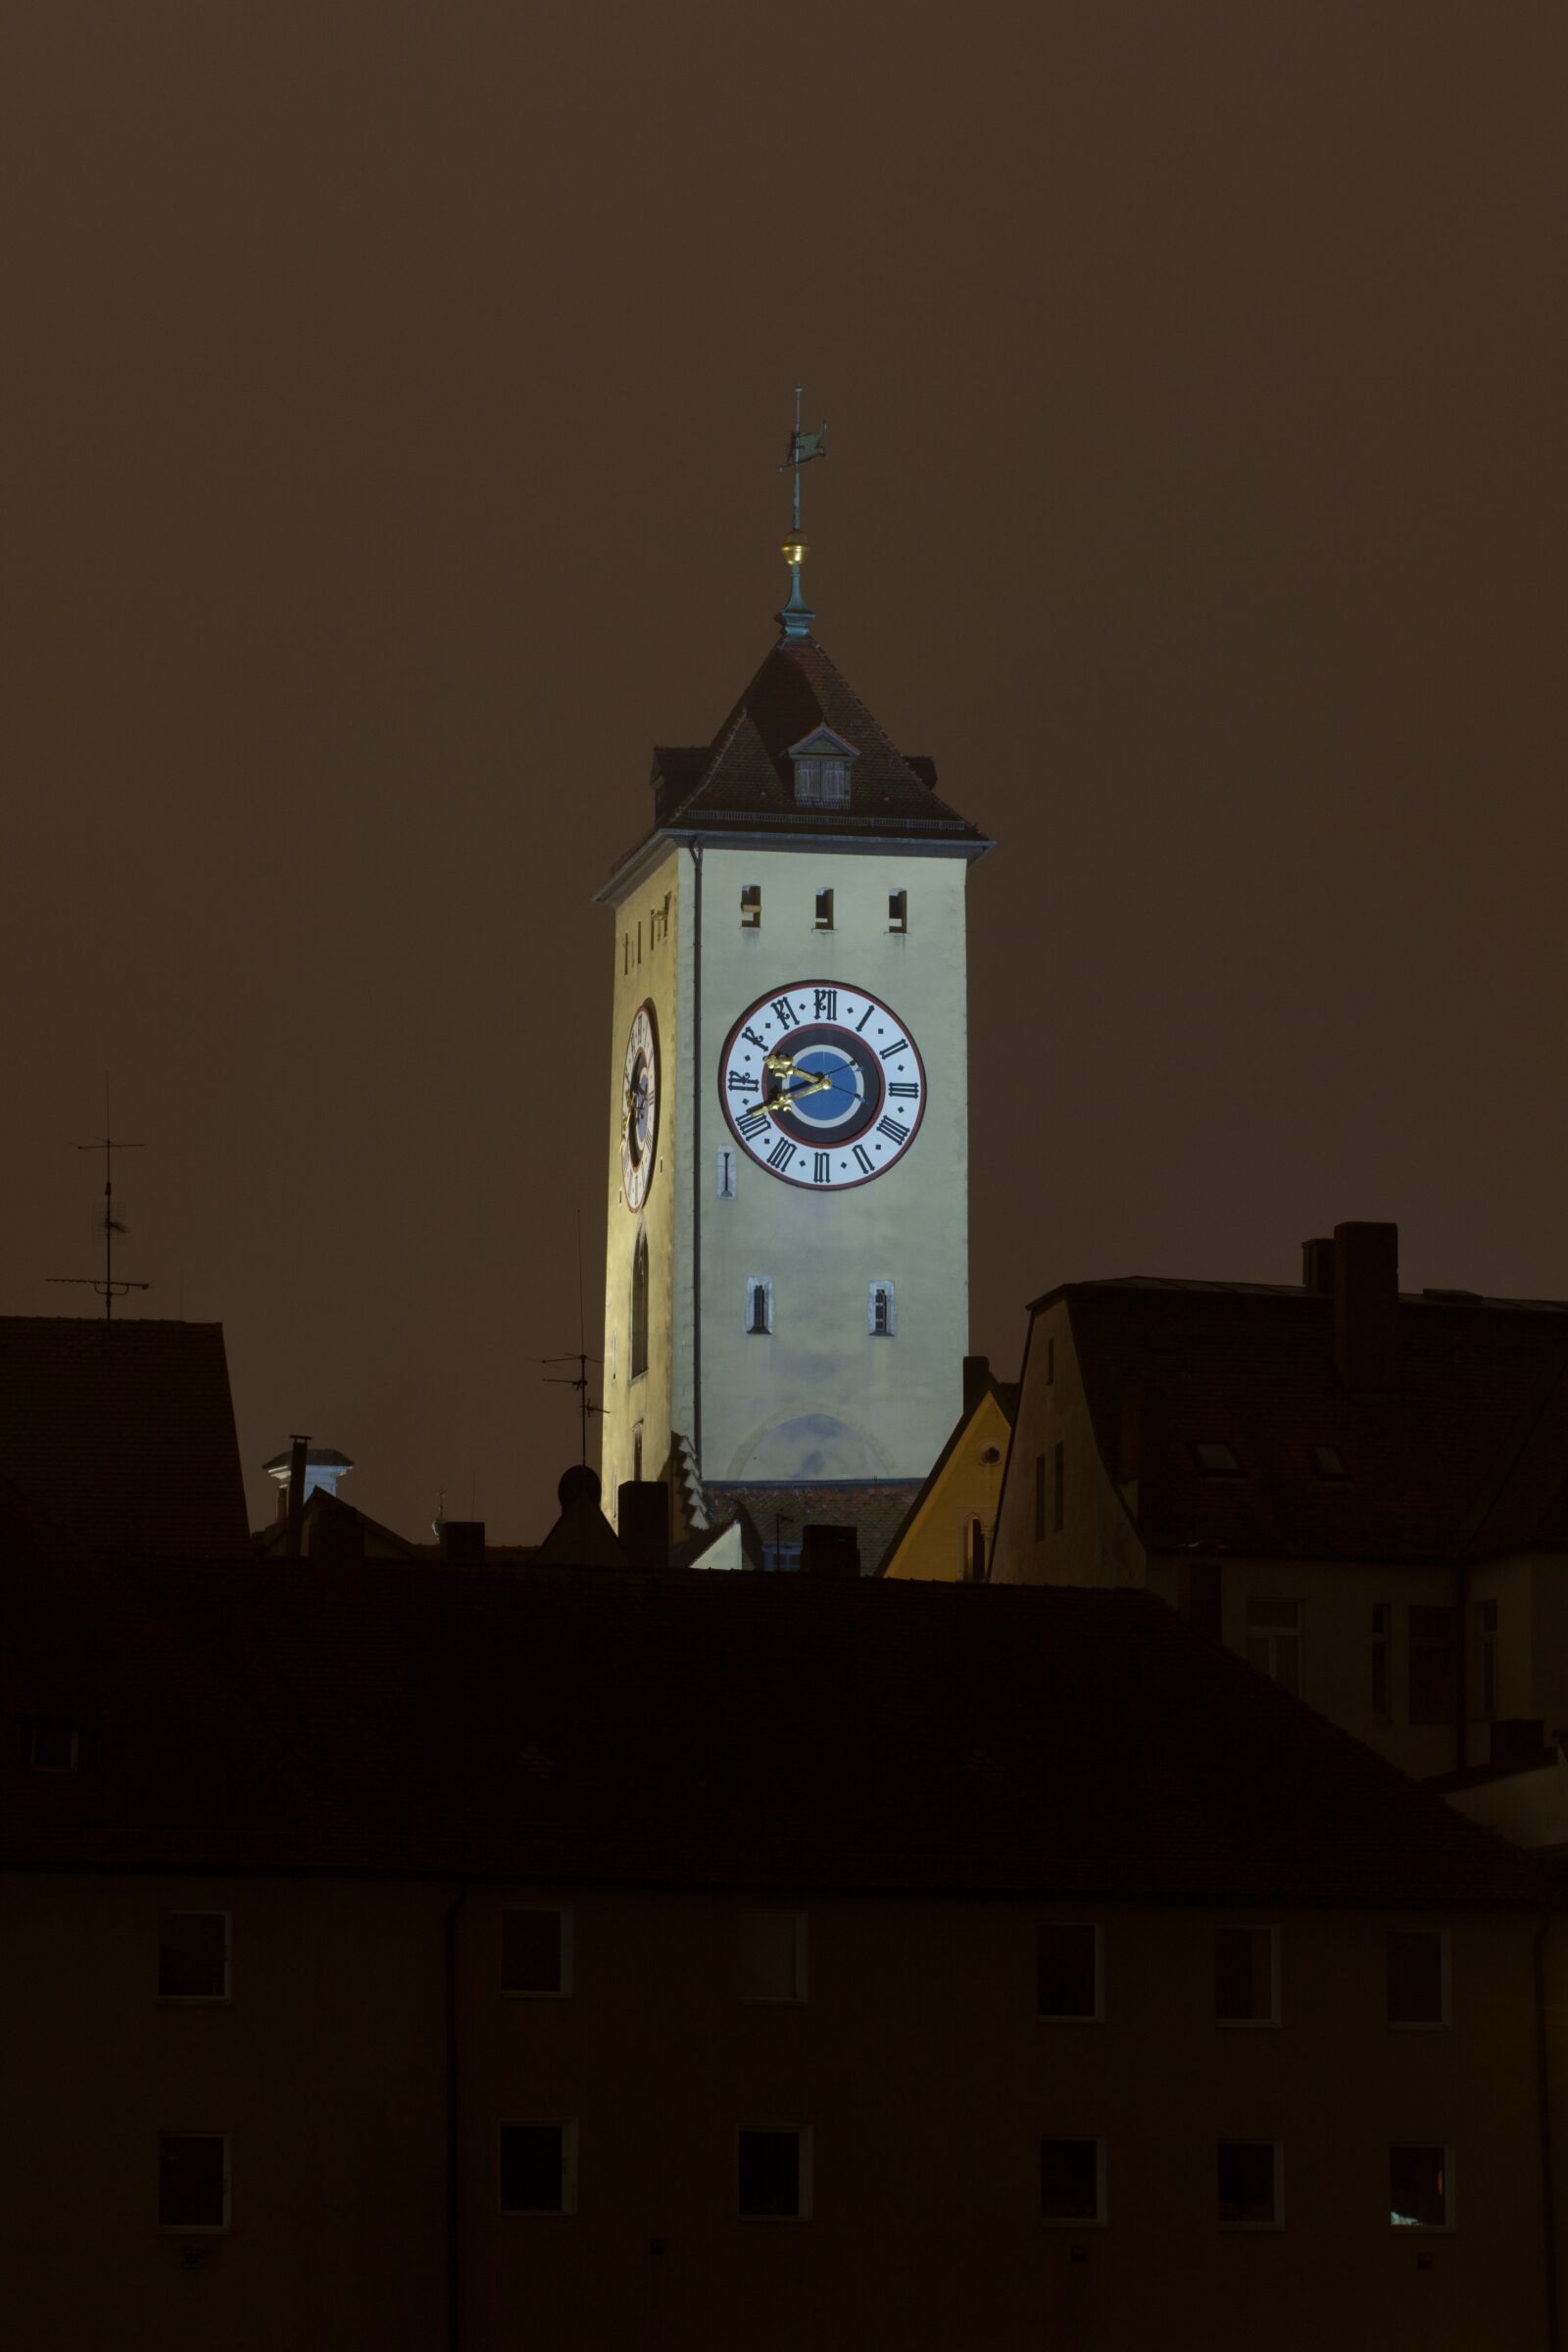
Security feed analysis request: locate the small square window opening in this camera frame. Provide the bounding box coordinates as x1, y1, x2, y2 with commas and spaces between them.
814, 888, 834, 929
500, 2122, 575, 2215
887, 888, 907, 933
1390, 2143, 1451, 2230
1217, 2141, 1281, 2227
159, 2132, 229, 2231
740, 885, 761, 930
738, 2128, 809, 2219
1040, 2138, 1103, 2224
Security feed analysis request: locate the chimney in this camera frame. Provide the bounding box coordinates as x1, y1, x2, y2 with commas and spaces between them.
1301, 1237, 1336, 1294
285, 1433, 310, 1558
439, 1520, 486, 1563
617, 1481, 670, 1570
962, 1354, 991, 1414
1334, 1221, 1399, 1390
801, 1523, 860, 1579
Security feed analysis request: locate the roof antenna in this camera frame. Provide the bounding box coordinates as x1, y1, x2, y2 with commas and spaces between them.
543, 1209, 603, 1466
777, 382, 826, 643
48, 1111, 150, 1319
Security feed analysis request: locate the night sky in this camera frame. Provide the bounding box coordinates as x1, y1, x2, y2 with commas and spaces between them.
6, 4, 1565, 1541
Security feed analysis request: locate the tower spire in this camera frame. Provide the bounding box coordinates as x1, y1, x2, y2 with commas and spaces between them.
777, 384, 826, 642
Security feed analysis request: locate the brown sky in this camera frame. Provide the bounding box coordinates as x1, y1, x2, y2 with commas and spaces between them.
4, 2, 1565, 1541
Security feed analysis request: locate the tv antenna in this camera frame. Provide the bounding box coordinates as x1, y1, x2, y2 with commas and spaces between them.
48, 1133, 151, 1319
542, 1210, 602, 1465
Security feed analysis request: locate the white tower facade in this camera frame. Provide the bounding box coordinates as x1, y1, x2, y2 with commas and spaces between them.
597, 609, 989, 1541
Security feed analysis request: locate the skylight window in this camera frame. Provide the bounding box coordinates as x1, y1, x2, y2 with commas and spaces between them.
1191, 1442, 1244, 1478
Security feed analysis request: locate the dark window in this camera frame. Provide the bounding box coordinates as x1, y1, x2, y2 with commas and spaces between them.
631, 1425, 643, 1483
1217, 2141, 1279, 2226
1046, 1335, 1054, 1384
500, 2123, 569, 2214
1372, 1603, 1392, 1720
1388, 1930, 1446, 2027
1033, 1453, 1047, 1542
1246, 1596, 1301, 1695
738, 2129, 805, 2217
869, 1283, 894, 1336
1475, 1600, 1498, 1720
740, 884, 761, 929
1390, 2144, 1449, 2230
1040, 2138, 1101, 2223
1408, 1606, 1456, 1726
159, 1913, 228, 2000
813, 888, 834, 929
26, 1719, 80, 1772
1053, 1441, 1065, 1532
887, 889, 907, 933
629, 1228, 649, 1378
159, 2133, 227, 2230
965, 1516, 986, 1583
794, 759, 850, 808
501, 1908, 566, 1996
1037, 1924, 1100, 2020
748, 1279, 771, 1336
1215, 1926, 1276, 2023
1191, 1441, 1243, 1478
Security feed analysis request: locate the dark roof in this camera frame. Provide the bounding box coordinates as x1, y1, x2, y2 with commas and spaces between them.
0, 1318, 250, 1563
603, 637, 990, 890
1, 1558, 1546, 1908
877, 1371, 1019, 1578
703, 1481, 922, 1577
1046, 1279, 1568, 1564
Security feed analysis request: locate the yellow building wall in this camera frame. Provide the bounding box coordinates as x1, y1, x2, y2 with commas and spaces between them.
991, 1300, 1145, 1592
882, 1389, 1013, 1581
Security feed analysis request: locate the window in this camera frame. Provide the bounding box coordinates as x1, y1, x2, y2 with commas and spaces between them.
1311, 1444, 1350, 1480
501, 1906, 571, 1997
1387, 1929, 1448, 2027
1191, 1441, 1244, 1478
25, 1719, 80, 1772
964, 1516, 986, 1583
740, 884, 761, 929
1408, 1605, 1456, 1726
814, 888, 834, 929
747, 1277, 772, 1336
1372, 1602, 1392, 1720
736, 1910, 807, 2002
1390, 2144, 1451, 2230
1475, 1600, 1498, 1720
1246, 1597, 1301, 1695
887, 888, 907, 933
159, 1913, 229, 2002
636, 919, 643, 963
629, 1228, 649, 1379
1217, 2141, 1281, 2227
1037, 1923, 1102, 2021
1046, 1335, 1054, 1384
761, 1541, 802, 1574
500, 2122, 575, 2215
715, 1147, 736, 1199
631, 1425, 643, 1483
1040, 2138, 1103, 2224
1034, 1452, 1047, 1543
1053, 1441, 1065, 1532
622, 933, 629, 975
795, 758, 852, 807
159, 2133, 228, 2231
738, 2128, 809, 2218
868, 1281, 896, 1337
1215, 1926, 1278, 2025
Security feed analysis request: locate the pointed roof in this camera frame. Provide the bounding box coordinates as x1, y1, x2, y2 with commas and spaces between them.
601, 635, 989, 899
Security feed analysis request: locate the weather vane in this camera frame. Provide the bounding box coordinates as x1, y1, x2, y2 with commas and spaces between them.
777, 384, 826, 641
48, 1130, 151, 1319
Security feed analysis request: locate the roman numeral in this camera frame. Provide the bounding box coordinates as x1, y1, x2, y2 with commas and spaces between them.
739, 1111, 770, 1142
878, 1037, 908, 1059
742, 1025, 768, 1051
888, 1081, 918, 1097
853, 1145, 874, 1174
769, 995, 800, 1028
767, 1137, 796, 1171
812, 1152, 831, 1183
877, 1115, 909, 1143
727, 1071, 760, 1093
856, 1004, 875, 1033
812, 988, 837, 1020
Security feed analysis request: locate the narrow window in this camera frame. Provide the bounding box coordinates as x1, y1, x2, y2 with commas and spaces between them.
500, 2122, 575, 2215
738, 2128, 809, 2218
1390, 2144, 1451, 2230
1388, 1929, 1448, 2028
159, 2133, 228, 2231
1407, 1605, 1456, 1726
965, 1516, 986, 1583
1371, 1602, 1391, 1719
1215, 1926, 1279, 2025
736, 1911, 807, 2003
1475, 1600, 1498, 1720
631, 1424, 643, 1483
1033, 1453, 1047, 1543
740, 884, 761, 929
1053, 1440, 1065, 1532
622, 933, 629, 975
868, 1281, 896, 1337
636, 919, 643, 963
716, 1147, 737, 1200
1217, 2141, 1281, 2227
629, 1228, 649, 1379
1046, 1335, 1054, 1384
159, 1913, 229, 2002
814, 888, 834, 930
747, 1278, 772, 1336
1037, 1923, 1102, 2021
501, 1906, 571, 1997
887, 888, 907, 934
1040, 2138, 1103, 2224
1246, 1596, 1302, 1695
662, 890, 671, 940
26, 1720, 80, 1772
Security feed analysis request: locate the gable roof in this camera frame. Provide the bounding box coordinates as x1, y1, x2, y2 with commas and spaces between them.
877, 1373, 1019, 1579
702, 1480, 922, 1576
2, 1558, 1546, 1909
0, 1318, 250, 1563
1043, 1277, 1568, 1564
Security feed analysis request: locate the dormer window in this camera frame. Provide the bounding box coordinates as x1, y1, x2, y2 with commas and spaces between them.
788, 726, 858, 809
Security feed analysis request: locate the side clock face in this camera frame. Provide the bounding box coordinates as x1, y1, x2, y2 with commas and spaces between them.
620, 1002, 659, 1211
718, 981, 926, 1190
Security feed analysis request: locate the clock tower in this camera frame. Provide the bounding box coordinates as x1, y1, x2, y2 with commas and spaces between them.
596, 448, 990, 1540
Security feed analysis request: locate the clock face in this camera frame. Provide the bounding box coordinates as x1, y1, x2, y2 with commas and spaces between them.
620, 1002, 659, 1211
718, 982, 926, 1190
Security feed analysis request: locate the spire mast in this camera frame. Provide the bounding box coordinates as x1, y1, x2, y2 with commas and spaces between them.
777, 385, 826, 643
